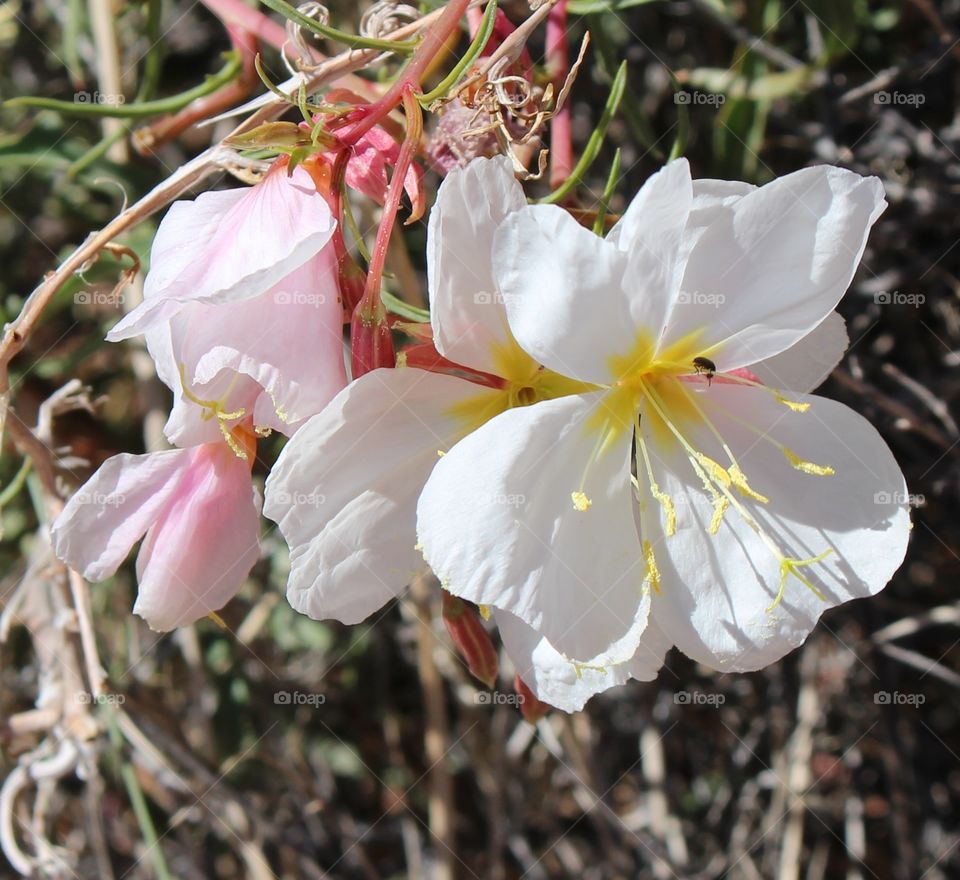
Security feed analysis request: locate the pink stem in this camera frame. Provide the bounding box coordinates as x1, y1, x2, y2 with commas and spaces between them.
546, 0, 573, 190
200, 0, 288, 49
341, 0, 472, 145
360, 85, 421, 310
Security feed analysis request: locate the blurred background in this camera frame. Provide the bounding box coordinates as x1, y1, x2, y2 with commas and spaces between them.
1, 0, 959, 877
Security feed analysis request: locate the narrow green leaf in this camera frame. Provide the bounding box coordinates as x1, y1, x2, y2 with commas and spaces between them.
539, 60, 627, 205
258, 0, 419, 54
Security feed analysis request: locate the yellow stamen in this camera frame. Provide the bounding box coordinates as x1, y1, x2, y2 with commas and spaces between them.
640, 379, 834, 608
177, 364, 249, 459
729, 464, 769, 503
767, 549, 833, 612
695, 452, 732, 487
642, 539, 662, 594
571, 491, 592, 512
636, 429, 677, 536
223, 427, 250, 460
776, 392, 810, 413
783, 447, 835, 476
714, 372, 811, 412
572, 660, 607, 679
478, 604, 491, 621
708, 497, 730, 535
674, 381, 768, 504
704, 398, 837, 482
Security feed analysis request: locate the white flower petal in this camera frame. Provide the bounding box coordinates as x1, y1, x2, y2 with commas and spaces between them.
664, 165, 885, 370
678, 178, 756, 264
264, 368, 472, 624
417, 392, 650, 663
428, 156, 527, 375
497, 609, 670, 712
640, 383, 909, 671
496, 161, 693, 385
51, 448, 194, 581
494, 207, 633, 384
749, 311, 848, 392
108, 165, 335, 340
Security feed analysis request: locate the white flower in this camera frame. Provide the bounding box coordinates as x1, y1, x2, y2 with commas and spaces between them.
416, 157, 911, 682
262, 157, 590, 626
261, 158, 672, 707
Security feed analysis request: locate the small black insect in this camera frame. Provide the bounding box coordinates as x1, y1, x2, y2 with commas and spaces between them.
692, 356, 716, 385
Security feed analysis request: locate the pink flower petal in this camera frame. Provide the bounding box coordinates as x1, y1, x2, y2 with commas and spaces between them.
108, 163, 336, 341
51, 448, 195, 580
134, 441, 262, 630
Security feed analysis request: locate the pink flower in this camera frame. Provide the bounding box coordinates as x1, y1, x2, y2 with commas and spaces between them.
146, 246, 347, 446
344, 126, 424, 213
107, 162, 338, 340
108, 160, 347, 445
52, 426, 261, 631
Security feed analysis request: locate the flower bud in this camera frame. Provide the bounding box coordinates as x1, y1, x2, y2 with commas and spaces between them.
441, 591, 498, 689
350, 300, 395, 377
514, 674, 551, 724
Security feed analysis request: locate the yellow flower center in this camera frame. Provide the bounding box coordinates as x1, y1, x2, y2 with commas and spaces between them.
446, 337, 596, 440
581, 329, 837, 612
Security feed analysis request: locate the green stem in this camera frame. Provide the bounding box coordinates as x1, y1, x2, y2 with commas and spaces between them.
592, 147, 620, 235
258, 0, 419, 53
106, 711, 173, 880
0, 458, 32, 510
382, 290, 430, 322
587, 14, 659, 155
539, 60, 627, 205
6, 51, 242, 118
668, 76, 689, 162
69, 0, 165, 176
419, 0, 497, 105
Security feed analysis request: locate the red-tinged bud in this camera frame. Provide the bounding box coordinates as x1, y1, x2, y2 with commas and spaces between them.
514, 674, 551, 724
338, 252, 367, 314
350, 299, 395, 377
442, 591, 498, 689
301, 154, 367, 314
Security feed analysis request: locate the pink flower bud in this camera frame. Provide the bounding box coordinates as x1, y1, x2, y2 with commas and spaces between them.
514, 675, 552, 724
350, 301, 395, 377
441, 591, 498, 688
